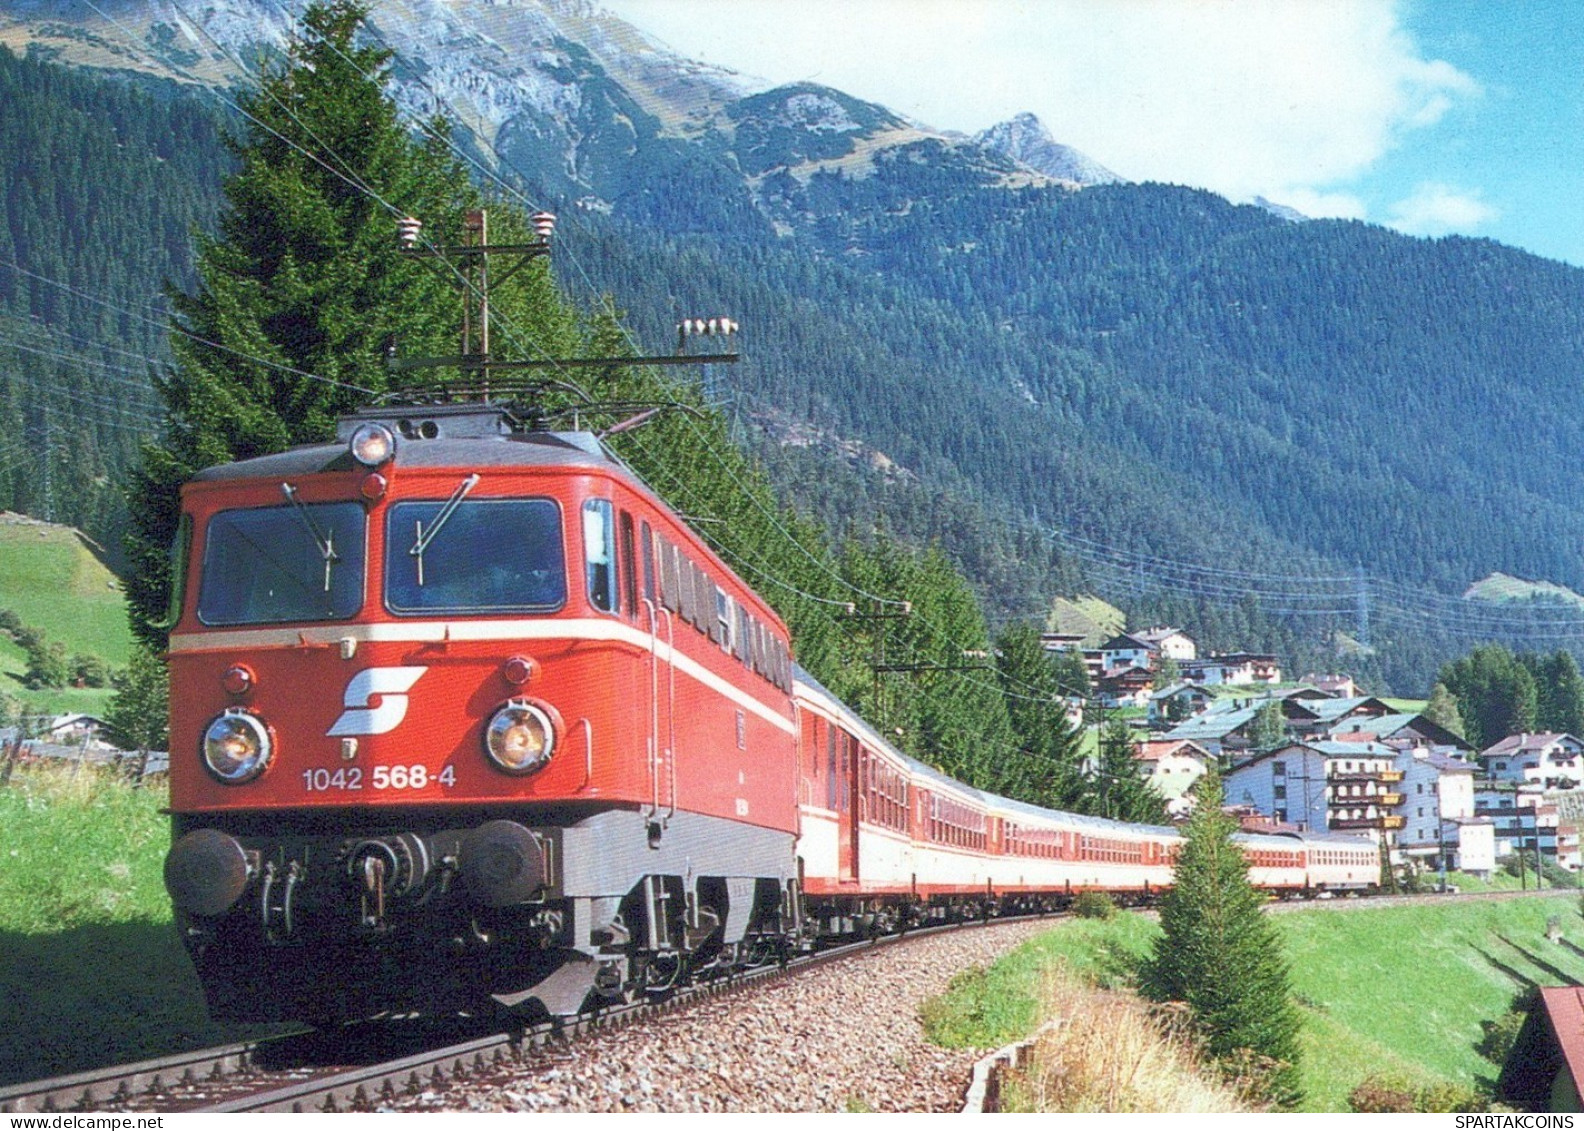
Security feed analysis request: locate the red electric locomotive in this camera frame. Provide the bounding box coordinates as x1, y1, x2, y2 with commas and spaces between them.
162, 398, 1380, 1026
162, 402, 804, 1020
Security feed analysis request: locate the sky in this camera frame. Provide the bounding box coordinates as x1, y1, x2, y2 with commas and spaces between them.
600, 0, 1584, 268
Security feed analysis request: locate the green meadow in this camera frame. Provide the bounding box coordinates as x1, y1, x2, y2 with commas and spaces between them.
924, 896, 1584, 1111
0, 519, 132, 717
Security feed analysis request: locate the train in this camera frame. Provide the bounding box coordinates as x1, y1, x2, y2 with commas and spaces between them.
159, 399, 1378, 1024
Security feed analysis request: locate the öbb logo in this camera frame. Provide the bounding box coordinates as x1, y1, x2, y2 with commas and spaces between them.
328, 666, 428, 736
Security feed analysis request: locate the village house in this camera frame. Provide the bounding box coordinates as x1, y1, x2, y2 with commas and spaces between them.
1132, 738, 1212, 814
1095, 664, 1154, 709
1095, 626, 1196, 675
1160, 702, 1265, 761
1475, 782, 1581, 872
1224, 740, 1405, 849
1302, 672, 1361, 698
1481, 733, 1584, 791
1392, 744, 1491, 876
1179, 652, 1282, 686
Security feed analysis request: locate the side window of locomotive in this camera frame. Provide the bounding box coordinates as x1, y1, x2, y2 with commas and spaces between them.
198, 501, 366, 625
619, 510, 638, 619
583, 499, 617, 614
641, 521, 657, 609
385, 498, 564, 614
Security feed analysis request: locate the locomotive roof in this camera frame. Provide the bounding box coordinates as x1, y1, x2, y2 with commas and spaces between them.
191, 429, 626, 482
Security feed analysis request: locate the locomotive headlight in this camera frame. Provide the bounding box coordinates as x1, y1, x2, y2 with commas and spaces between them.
202, 709, 273, 784
484, 699, 558, 775
349, 421, 397, 467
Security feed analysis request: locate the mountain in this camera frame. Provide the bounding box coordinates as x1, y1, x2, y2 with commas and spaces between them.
974, 112, 1125, 186
7, 0, 1584, 697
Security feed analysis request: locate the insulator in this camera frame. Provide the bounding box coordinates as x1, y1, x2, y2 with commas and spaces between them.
396, 217, 422, 249
532, 211, 557, 240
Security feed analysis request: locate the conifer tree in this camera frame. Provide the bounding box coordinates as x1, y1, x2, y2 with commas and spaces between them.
124, 0, 476, 648
994, 622, 1088, 809
1142, 768, 1303, 1107
1092, 717, 1166, 823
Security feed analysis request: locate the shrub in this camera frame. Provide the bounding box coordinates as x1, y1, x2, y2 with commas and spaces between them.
1073, 891, 1117, 920
1349, 1074, 1489, 1113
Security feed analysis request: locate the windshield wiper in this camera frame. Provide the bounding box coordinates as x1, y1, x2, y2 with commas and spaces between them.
281, 482, 340, 592
409, 473, 481, 586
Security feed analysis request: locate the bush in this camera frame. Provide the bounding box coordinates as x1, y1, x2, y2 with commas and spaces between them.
1348, 1074, 1488, 1113
1073, 891, 1117, 920
1347, 1075, 1416, 1113
70, 654, 110, 689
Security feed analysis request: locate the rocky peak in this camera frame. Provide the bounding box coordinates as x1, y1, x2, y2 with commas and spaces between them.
974, 112, 1125, 187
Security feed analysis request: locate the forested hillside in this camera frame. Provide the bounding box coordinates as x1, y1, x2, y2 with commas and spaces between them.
6, 37, 1584, 695
0, 46, 226, 557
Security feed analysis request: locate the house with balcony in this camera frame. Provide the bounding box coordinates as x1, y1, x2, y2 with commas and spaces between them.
1096, 626, 1196, 676
1481, 733, 1584, 791
1224, 740, 1406, 850
1393, 744, 1488, 875
1475, 783, 1581, 872
1096, 664, 1155, 709
1180, 652, 1282, 686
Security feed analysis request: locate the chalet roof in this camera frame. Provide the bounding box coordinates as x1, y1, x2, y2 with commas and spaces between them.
1415, 750, 1476, 774
1292, 696, 1395, 724
1482, 732, 1584, 758
1098, 633, 1153, 652
1133, 626, 1189, 647
1500, 986, 1584, 1108
1306, 739, 1396, 759
1164, 706, 1259, 741
1134, 739, 1212, 763
1328, 713, 1467, 750
1228, 739, 1393, 772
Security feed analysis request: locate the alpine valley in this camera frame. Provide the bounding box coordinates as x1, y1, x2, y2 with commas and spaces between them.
3, 0, 1584, 693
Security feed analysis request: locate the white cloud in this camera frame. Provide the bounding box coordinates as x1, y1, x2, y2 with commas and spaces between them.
1269, 189, 1368, 222
604, 0, 1480, 216
1386, 183, 1499, 235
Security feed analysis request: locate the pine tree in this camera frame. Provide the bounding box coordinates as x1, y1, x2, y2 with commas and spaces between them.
123, 0, 476, 648
1142, 768, 1303, 1108
104, 645, 170, 755
1092, 717, 1165, 823
994, 621, 1088, 809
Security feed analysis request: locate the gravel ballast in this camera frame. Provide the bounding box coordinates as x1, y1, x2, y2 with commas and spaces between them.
398, 919, 1053, 1113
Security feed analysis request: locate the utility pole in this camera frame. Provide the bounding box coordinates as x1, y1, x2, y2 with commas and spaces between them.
1355, 564, 1370, 649
390, 210, 740, 389
842, 601, 913, 730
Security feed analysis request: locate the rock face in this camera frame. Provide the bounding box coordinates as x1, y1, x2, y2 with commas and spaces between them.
974, 112, 1125, 187
0, 0, 1123, 231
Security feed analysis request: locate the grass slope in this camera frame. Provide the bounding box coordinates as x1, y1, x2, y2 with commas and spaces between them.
923, 897, 1584, 1112
0, 515, 131, 714
0, 765, 270, 1085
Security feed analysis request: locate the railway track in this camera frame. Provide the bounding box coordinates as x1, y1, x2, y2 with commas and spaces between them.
0, 917, 993, 1114
5, 888, 1572, 1114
